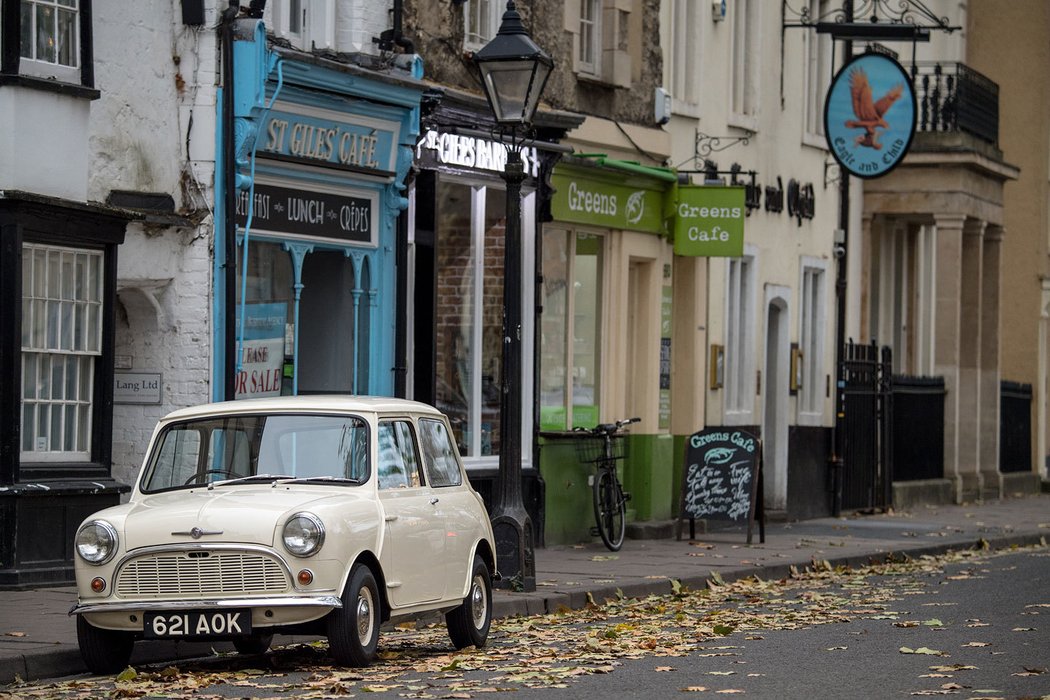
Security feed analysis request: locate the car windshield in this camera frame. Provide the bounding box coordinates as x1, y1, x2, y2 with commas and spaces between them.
140, 414, 370, 492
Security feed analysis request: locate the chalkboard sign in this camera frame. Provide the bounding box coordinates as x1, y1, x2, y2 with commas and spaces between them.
676, 427, 765, 544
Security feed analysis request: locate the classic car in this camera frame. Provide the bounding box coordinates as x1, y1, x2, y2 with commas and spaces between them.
70, 396, 496, 674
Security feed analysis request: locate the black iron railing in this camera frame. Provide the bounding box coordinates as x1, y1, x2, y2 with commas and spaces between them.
891, 375, 945, 482
909, 62, 999, 147
1000, 381, 1032, 473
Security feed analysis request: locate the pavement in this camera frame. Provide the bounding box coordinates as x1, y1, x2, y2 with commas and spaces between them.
1, 493, 1048, 686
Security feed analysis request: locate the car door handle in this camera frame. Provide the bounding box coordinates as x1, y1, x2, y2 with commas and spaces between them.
430, 498, 439, 505
384, 514, 399, 522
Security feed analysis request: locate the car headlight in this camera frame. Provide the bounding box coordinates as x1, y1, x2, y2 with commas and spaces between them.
283, 513, 325, 557
75, 521, 119, 565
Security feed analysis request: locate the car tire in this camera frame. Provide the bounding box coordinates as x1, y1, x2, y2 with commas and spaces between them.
446, 554, 492, 649
327, 563, 381, 666
232, 632, 273, 655
77, 615, 134, 675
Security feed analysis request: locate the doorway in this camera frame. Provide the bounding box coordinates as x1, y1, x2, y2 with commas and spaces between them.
763, 288, 790, 512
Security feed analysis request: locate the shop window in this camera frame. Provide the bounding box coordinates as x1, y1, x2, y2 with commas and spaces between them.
6, 0, 92, 87
799, 261, 827, 422
729, 0, 758, 126
235, 241, 378, 398
670, 0, 701, 116
725, 252, 756, 422
803, 0, 832, 144
463, 0, 499, 52
429, 176, 534, 462
270, 0, 334, 51
20, 243, 102, 462
540, 229, 603, 430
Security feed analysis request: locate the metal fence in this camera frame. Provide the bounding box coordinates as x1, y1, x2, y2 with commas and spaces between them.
909, 62, 999, 147
1000, 381, 1032, 473
890, 376, 945, 482
840, 342, 894, 511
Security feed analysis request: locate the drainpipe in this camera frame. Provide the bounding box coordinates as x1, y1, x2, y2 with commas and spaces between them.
221, 2, 238, 401
830, 0, 854, 517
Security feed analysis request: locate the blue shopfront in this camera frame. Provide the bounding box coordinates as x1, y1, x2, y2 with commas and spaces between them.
214, 21, 423, 400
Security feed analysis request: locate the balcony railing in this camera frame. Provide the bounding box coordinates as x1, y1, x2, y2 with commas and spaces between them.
908, 62, 999, 147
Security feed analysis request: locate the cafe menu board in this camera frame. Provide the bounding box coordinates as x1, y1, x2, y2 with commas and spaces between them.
676, 427, 765, 544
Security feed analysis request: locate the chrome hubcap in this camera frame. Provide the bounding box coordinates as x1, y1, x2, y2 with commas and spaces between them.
356, 588, 374, 640
470, 575, 487, 628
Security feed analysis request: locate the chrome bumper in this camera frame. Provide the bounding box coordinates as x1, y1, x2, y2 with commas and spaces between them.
70, 595, 342, 616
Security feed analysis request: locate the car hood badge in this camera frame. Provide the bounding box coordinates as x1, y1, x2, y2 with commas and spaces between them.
172, 527, 223, 539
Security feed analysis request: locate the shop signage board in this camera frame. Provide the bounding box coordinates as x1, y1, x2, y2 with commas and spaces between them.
416, 129, 541, 178
114, 372, 162, 405
235, 183, 376, 245
551, 170, 667, 235
673, 186, 746, 257
676, 427, 765, 544
259, 104, 399, 174
824, 52, 917, 179
235, 303, 287, 399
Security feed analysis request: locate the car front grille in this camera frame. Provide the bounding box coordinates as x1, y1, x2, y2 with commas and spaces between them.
115, 550, 290, 598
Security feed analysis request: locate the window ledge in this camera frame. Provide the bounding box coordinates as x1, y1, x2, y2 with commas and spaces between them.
0, 73, 99, 100
576, 72, 622, 90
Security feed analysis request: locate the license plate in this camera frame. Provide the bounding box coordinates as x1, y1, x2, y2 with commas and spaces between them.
144, 609, 251, 638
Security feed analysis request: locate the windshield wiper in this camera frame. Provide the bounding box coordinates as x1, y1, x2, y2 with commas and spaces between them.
274, 475, 363, 486
205, 473, 289, 489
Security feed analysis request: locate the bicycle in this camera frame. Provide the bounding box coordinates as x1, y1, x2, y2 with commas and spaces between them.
574, 417, 640, 551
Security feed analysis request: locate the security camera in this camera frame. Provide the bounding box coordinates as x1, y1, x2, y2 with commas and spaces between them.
833, 244, 846, 259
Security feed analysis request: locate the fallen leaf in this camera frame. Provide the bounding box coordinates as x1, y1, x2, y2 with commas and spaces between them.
961, 642, 990, 648
4, 632, 26, 638
900, 647, 945, 656
923, 619, 943, 627
655, 667, 676, 672
826, 646, 848, 651
1011, 627, 1036, 632
715, 690, 745, 695
681, 687, 708, 692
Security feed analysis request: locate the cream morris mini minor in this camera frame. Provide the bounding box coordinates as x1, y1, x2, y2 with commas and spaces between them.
69, 396, 497, 674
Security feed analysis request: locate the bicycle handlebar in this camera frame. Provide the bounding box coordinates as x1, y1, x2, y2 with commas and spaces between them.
573, 417, 641, 436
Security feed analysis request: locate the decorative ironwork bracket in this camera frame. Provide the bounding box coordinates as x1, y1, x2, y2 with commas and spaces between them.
681, 130, 752, 169
783, 0, 960, 38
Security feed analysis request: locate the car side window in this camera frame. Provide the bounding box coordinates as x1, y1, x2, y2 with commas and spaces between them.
377, 420, 423, 490
419, 418, 463, 488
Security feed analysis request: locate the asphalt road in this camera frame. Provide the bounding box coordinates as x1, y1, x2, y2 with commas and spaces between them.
6, 547, 1050, 699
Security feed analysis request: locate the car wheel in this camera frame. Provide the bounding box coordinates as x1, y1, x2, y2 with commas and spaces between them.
232, 631, 273, 655
77, 615, 134, 675
446, 554, 492, 649
327, 563, 381, 666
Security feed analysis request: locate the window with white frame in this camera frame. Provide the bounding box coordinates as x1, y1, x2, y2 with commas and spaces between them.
464, 0, 500, 53
670, 0, 701, 115
20, 243, 102, 461
725, 253, 756, 419
729, 0, 758, 123
18, 0, 80, 82
803, 0, 833, 142
799, 261, 827, 420
578, 0, 601, 76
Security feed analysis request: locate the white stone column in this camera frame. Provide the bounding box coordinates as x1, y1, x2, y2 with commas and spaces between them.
932, 214, 966, 501
979, 226, 1003, 498
958, 218, 985, 500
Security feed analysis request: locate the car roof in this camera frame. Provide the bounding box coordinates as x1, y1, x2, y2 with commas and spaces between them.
161, 395, 445, 422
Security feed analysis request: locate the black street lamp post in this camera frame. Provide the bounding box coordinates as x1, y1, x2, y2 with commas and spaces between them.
473, 0, 552, 592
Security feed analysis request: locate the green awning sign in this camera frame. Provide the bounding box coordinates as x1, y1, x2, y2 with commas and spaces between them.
673, 186, 746, 257
551, 170, 667, 235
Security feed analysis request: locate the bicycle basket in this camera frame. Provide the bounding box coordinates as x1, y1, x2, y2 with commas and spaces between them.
574, 433, 627, 463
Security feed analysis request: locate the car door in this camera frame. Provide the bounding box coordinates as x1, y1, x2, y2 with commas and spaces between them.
418, 417, 478, 599
376, 419, 447, 606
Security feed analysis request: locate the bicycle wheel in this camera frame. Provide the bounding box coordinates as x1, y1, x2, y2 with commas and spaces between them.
593, 467, 626, 551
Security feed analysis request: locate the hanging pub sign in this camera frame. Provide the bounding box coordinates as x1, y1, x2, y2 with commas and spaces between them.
824, 52, 917, 179
673, 186, 746, 257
